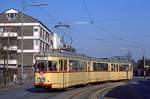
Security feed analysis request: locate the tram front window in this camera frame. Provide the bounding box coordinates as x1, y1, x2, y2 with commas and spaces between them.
35, 61, 47, 71
48, 61, 57, 71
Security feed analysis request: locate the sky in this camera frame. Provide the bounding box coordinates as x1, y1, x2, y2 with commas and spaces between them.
0, 0, 150, 60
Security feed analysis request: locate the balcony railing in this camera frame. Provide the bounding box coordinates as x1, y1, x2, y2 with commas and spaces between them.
0, 32, 18, 37
0, 60, 17, 64
3, 46, 18, 51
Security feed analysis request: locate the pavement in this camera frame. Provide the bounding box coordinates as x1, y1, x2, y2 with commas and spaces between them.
0, 77, 150, 99
0, 83, 60, 99
105, 77, 150, 99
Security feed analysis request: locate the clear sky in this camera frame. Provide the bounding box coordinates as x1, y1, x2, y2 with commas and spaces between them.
0, 0, 150, 60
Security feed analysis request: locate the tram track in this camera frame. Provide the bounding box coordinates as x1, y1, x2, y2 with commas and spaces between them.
50, 81, 127, 99
0, 82, 126, 99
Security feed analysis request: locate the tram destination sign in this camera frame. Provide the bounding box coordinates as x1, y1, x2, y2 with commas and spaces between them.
36, 56, 48, 60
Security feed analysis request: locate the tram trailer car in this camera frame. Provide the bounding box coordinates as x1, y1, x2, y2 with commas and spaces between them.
34, 52, 133, 89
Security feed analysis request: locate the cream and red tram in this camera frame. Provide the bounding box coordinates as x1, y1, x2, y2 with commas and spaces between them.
34, 51, 133, 89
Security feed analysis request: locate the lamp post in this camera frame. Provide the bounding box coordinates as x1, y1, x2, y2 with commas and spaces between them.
143, 50, 146, 78
21, 3, 47, 84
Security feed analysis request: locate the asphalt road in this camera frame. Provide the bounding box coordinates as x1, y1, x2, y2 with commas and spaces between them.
0, 84, 60, 99
105, 77, 150, 99
0, 82, 124, 99
0, 77, 149, 99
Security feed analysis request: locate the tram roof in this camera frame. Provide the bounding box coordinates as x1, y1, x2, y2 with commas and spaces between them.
36, 51, 131, 64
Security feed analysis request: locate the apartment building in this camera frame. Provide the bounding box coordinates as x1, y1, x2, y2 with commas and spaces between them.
0, 8, 53, 68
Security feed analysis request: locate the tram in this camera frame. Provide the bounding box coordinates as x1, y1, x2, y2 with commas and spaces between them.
34, 51, 133, 89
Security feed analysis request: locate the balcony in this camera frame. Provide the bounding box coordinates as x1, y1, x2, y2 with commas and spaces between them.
3, 46, 18, 51
0, 32, 18, 37
0, 60, 17, 64
0, 60, 17, 69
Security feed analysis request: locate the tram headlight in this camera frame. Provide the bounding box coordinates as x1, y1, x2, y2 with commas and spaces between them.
37, 77, 41, 82
41, 77, 46, 82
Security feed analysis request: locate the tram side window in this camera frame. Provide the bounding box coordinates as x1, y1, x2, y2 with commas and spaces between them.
59, 60, 63, 71
116, 64, 119, 71
59, 60, 67, 71
48, 61, 57, 71
69, 60, 74, 71
100, 63, 108, 71
64, 60, 67, 71
111, 64, 115, 71
119, 65, 128, 71
83, 61, 87, 71
69, 60, 83, 71
93, 62, 98, 71
93, 63, 108, 71
119, 65, 123, 71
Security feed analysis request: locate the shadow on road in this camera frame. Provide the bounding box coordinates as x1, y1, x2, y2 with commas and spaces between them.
25, 87, 63, 93
105, 78, 150, 99
26, 84, 88, 93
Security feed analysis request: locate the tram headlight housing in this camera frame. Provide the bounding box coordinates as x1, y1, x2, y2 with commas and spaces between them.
41, 77, 46, 82
37, 77, 41, 82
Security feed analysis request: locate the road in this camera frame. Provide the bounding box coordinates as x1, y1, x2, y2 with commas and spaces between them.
0, 84, 60, 99
0, 77, 149, 99
105, 77, 150, 99
0, 82, 124, 99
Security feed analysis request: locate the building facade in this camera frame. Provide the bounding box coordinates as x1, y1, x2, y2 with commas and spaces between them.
0, 9, 53, 68
135, 58, 150, 76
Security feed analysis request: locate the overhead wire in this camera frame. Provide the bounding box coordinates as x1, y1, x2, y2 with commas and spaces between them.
30, 0, 58, 23
29, 0, 73, 47
82, 0, 122, 40
82, 0, 94, 23
82, 0, 145, 49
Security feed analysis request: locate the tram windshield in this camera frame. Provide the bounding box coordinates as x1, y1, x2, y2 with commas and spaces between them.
35, 61, 47, 71
35, 60, 57, 71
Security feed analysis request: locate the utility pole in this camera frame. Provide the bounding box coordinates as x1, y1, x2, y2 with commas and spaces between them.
6, 30, 10, 87
21, 3, 47, 85
143, 51, 146, 78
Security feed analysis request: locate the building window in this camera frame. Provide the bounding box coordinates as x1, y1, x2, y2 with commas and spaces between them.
41, 29, 43, 38
33, 26, 39, 33
6, 13, 17, 21
0, 27, 4, 33
34, 40, 40, 46
34, 28, 38, 32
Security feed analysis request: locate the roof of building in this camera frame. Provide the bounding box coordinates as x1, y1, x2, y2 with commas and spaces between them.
0, 8, 53, 34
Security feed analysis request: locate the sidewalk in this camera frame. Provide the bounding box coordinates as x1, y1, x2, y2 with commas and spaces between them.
0, 82, 33, 92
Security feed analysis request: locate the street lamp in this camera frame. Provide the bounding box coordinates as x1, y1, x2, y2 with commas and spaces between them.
21, 3, 47, 84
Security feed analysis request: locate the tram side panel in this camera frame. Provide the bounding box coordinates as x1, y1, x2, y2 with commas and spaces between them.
109, 64, 133, 81
90, 61, 110, 82
66, 72, 89, 87
110, 72, 127, 81
90, 72, 110, 82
